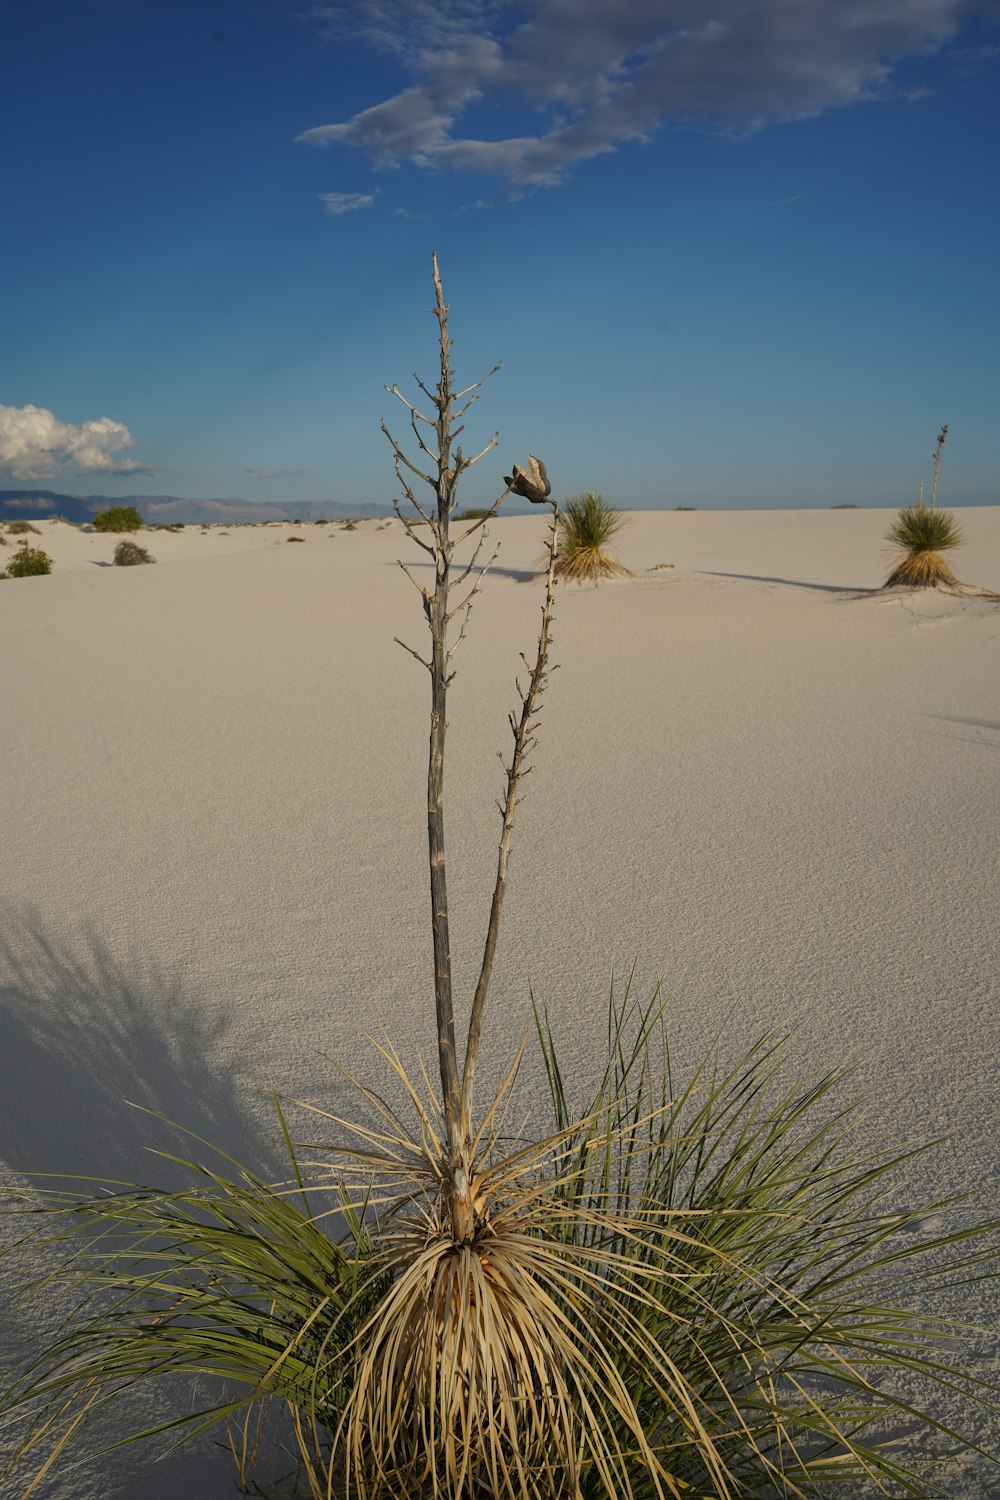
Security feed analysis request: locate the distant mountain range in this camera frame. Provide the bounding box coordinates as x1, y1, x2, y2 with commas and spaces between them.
0, 489, 394, 526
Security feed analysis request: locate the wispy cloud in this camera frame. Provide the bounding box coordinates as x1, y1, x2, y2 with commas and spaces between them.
300, 0, 981, 188
319, 190, 378, 215
243, 467, 307, 480
0, 402, 152, 481
452, 197, 493, 215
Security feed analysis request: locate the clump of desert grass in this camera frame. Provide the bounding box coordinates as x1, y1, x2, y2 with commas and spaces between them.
554, 492, 630, 583
112, 538, 156, 566
4, 520, 42, 536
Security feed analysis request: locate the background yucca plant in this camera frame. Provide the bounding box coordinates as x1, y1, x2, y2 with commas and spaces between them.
554, 492, 631, 582
884, 505, 963, 588
4, 267, 999, 1500
884, 424, 964, 588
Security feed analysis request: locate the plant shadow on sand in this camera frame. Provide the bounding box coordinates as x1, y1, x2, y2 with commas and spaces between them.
381, 558, 540, 584
0, 916, 275, 1186
0, 917, 294, 1500
702, 570, 863, 594
922, 714, 1000, 751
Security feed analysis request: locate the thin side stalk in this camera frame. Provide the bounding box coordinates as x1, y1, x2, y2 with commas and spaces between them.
461, 503, 560, 1126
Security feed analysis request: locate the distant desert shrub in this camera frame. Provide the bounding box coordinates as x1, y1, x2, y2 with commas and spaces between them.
456, 507, 492, 520
287, 535, 305, 542
149, 522, 184, 532
49, 514, 73, 524
112, 539, 155, 566
5, 520, 42, 535
4, 542, 53, 577
674, 505, 696, 511
884, 505, 962, 588
555, 492, 630, 583
92, 506, 143, 533
342, 520, 357, 531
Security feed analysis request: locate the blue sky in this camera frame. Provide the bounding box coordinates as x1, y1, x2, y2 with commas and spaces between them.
1, 0, 997, 509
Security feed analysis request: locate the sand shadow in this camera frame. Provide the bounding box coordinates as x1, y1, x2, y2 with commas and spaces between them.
926, 715, 1000, 733
0, 922, 358, 1500
701, 571, 861, 594
382, 559, 540, 583
0, 917, 275, 1187
922, 714, 1000, 751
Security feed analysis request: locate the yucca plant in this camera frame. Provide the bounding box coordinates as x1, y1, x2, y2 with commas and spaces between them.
884, 505, 963, 588
554, 492, 630, 582
10, 1000, 997, 1500
883, 424, 964, 588
4, 263, 999, 1500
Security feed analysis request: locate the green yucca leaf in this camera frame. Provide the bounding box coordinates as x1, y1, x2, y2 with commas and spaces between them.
887, 506, 963, 554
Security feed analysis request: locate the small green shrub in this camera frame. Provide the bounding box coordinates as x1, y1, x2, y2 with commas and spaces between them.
92, 506, 143, 533
287, 535, 305, 543
5, 520, 42, 535
674, 505, 696, 511
456, 507, 492, 520
4, 543, 53, 577
112, 539, 155, 566
342, 520, 357, 531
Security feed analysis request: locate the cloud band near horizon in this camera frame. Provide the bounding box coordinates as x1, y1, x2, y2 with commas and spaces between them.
0, 403, 151, 482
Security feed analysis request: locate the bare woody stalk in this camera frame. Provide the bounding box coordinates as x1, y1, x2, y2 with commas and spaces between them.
383, 253, 559, 1243
930, 423, 948, 510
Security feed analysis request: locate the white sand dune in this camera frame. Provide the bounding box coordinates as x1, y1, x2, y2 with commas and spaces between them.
2, 507, 999, 1497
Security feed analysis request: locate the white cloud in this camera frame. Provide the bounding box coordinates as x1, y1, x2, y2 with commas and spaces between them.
300, 0, 983, 187
319, 190, 378, 215
0, 403, 150, 481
